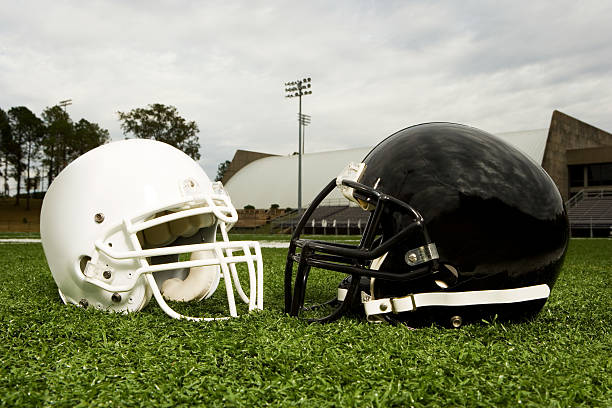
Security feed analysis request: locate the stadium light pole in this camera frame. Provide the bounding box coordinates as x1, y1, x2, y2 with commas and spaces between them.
299, 113, 311, 154
45, 99, 73, 192
284, 77, 312, 213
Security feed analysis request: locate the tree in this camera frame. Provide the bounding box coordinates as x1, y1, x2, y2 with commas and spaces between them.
8, 106, 44, 209
0, 108, 12, 196
72, 118, 110, 160
41, 107, 110, 187
26, 168, 40, 194
41, 105, 73, 186
215, 160, 231, 182
117, 103, 201, 160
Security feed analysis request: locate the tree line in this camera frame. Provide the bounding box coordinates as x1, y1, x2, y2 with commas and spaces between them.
0, 103, 202, 210
0, 105, 110, 209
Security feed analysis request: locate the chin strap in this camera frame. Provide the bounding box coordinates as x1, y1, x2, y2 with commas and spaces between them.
362, 284, 550, 318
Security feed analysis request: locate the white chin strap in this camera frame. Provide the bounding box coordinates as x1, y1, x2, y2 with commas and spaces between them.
362, 284, 551, 318
337, 283, 550, 319
336, 249, 550, 321
161, 249, 220, 302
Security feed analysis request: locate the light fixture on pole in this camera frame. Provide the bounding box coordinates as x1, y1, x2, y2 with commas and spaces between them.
58, 99, 72, 112
284, 77, 312, 213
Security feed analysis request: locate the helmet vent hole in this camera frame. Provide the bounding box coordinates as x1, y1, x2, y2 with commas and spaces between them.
108, 242, 113, 247
79, 256, 92, 274
444, 264, 459, 278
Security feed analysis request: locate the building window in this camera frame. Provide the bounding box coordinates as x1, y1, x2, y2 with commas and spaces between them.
569, 165, 584, 188
587, 163, 612, 186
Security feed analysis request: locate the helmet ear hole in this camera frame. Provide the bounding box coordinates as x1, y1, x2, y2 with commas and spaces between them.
79, 256, 92, 274
434, 264, 459, 288
444, 264, 459, 278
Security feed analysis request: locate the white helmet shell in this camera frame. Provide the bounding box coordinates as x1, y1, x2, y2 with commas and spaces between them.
41, 139, 263, 321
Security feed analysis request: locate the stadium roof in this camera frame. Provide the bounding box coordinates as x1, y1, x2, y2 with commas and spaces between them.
225, 128, 549, 209
496, 128, 549, 164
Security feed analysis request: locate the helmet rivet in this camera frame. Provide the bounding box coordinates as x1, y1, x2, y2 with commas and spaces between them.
111, 293, 121, 303
380, 303, 389, 312
450, 315, 463, 328
406, 253, 418, 264
103, 270, 112, 279
94, 213, 105, 223
79, 299, 89, 309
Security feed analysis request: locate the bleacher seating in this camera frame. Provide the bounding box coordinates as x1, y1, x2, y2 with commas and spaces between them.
271, 189, 612, 236
235, 208, 286, 229
567, 189, 612, 236
245, 189, 612, 236
271, 205, 370, 234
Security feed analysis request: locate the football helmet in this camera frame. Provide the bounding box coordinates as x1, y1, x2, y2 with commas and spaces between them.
41, 139, 263, 321
285, 123, 568, 327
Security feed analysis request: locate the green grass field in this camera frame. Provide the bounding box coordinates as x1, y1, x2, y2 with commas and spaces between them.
0, 236, 610, 407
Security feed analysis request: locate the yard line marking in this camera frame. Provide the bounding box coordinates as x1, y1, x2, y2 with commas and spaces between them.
0, 238, 42, 243
259, 241, 290, 248
0, 238, 291, 248
0, 240, 361, 248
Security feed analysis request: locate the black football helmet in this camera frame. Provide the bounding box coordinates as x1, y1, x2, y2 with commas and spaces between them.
284, 123, 569, 327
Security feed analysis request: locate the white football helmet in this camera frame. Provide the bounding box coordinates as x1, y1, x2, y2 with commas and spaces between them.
40, 139, 263, 321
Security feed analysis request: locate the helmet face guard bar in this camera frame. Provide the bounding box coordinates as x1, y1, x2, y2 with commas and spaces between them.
284, 177, 437, 323
83, 192, 263, 321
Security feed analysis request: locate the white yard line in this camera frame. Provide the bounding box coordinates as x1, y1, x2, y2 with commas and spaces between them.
0, 238, 42, 243
0, 239, 358, 247
258, 241, 290, 248
0, 238, 291, 248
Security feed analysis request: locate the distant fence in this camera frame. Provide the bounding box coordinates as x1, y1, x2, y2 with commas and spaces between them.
0, 197, 43, 232
0, 220, 39, 232
566, 189, 612, 208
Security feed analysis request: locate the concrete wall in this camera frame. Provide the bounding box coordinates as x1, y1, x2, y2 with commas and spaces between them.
566, 146, 612, 165
542, 110, 612, 201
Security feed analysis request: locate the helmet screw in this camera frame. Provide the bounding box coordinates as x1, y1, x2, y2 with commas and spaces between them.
94, 213, 105, 223
450, 315, 463, 328
406, 253, 418, 264
111, 293, 122, 303
380, 303, 389, 312
103, 270, 112, 279
79, 299, 89, 309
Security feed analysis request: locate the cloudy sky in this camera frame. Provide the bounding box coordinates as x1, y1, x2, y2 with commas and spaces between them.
2, 0, 611, 179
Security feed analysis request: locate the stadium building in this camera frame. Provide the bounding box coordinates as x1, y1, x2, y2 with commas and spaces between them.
223, 111, 612, 236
